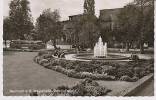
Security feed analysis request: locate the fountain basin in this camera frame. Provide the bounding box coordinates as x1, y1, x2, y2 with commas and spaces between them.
73, 53, 130, 60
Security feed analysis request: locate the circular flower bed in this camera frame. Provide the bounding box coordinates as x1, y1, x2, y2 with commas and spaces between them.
34, 50, 154, 82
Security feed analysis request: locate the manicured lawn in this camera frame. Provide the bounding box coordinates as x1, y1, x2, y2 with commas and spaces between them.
3, 51, 81, 96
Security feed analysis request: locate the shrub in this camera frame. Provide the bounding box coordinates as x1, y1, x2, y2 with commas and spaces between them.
119, 75, 136, 82
94, 74, 115, 80
90, 60, 101, 64
42, 62, 51, 67
101, 65, 116, 75
134, 67, 143, 75
30, 77, 112, 96
74, 65, 81, 72
66, 70, 76, 77
61, 68, 69, 75
57, 85, 69, 90
66, 62, 75, 69
92, 86, 111, 96
50, 65, 58, 70
40, 59, 49, 65
71, 78, 111, 96
91, 81, 99, 86
120, 75, 131, 81
72, 72, 82, 78
30, 92, 38, 96
55, 66, 64, 72
116, 68, 133, 78
41, 54, 52, 59
83, 78, 93, 83
131, 76, 139, 82
50, 59, 60, 66
80, 72, 92, 78
44, 65, 53, 69
59, 60, 68, 68
72, 84, 87, 96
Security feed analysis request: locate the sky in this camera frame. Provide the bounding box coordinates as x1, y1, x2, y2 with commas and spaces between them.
3, 0, 133, 21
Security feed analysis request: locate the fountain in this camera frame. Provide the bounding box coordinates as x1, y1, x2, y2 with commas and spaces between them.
94, 36, 107, 58
65, 36, 130, 61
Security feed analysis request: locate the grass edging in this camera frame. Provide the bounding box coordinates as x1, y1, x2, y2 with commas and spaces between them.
109, 73, 153, 96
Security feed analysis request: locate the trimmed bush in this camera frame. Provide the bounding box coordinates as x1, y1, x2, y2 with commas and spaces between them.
120, 75, 132, 81
131, 76, 139, 81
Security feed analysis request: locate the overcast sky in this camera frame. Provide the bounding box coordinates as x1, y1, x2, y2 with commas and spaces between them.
3, 0, 133, 21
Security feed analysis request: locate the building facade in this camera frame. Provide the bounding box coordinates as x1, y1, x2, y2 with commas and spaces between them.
99, 8, 122, 31
60, 8, 123, 46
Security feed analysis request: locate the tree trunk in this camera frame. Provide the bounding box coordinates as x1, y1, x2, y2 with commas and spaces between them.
140, 30, 144, 54
52, 39, 57, 49
4, 40, 7, 48
125, 42, 129, 52
140, 40, 144, 54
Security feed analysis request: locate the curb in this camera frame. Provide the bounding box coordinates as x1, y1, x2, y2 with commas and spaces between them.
109, 73, 154, 96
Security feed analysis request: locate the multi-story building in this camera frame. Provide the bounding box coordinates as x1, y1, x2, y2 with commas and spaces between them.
99, 8, 122, 31
60, 8, 123, 45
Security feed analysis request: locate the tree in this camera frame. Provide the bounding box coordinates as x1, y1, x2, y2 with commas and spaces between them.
9, 0, 34, 40
116, 0, 154, 52
80, 20, 99, 48
117, 4, 139, 51
133, 0, 154, 53
3, 17, 11, 47
143, 1, 154, 46
35, 9, 61, 49
84, 0, 95, 15
79, 0, 99, 48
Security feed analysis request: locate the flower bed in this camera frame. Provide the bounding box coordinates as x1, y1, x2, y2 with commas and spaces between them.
34, 51, 154, 82
30, 78, 111, 96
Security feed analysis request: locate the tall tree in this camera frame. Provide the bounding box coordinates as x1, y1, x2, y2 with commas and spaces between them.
80, 20, 99, 48
9, 0, 34, 40
116, 0, 154, 52
143, 1, 154, 46
133, 0, 154, 53
80, 0, 99, 48
117, 4, 139, 51
35, 9, 61, 49
84, 0, 95, 15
